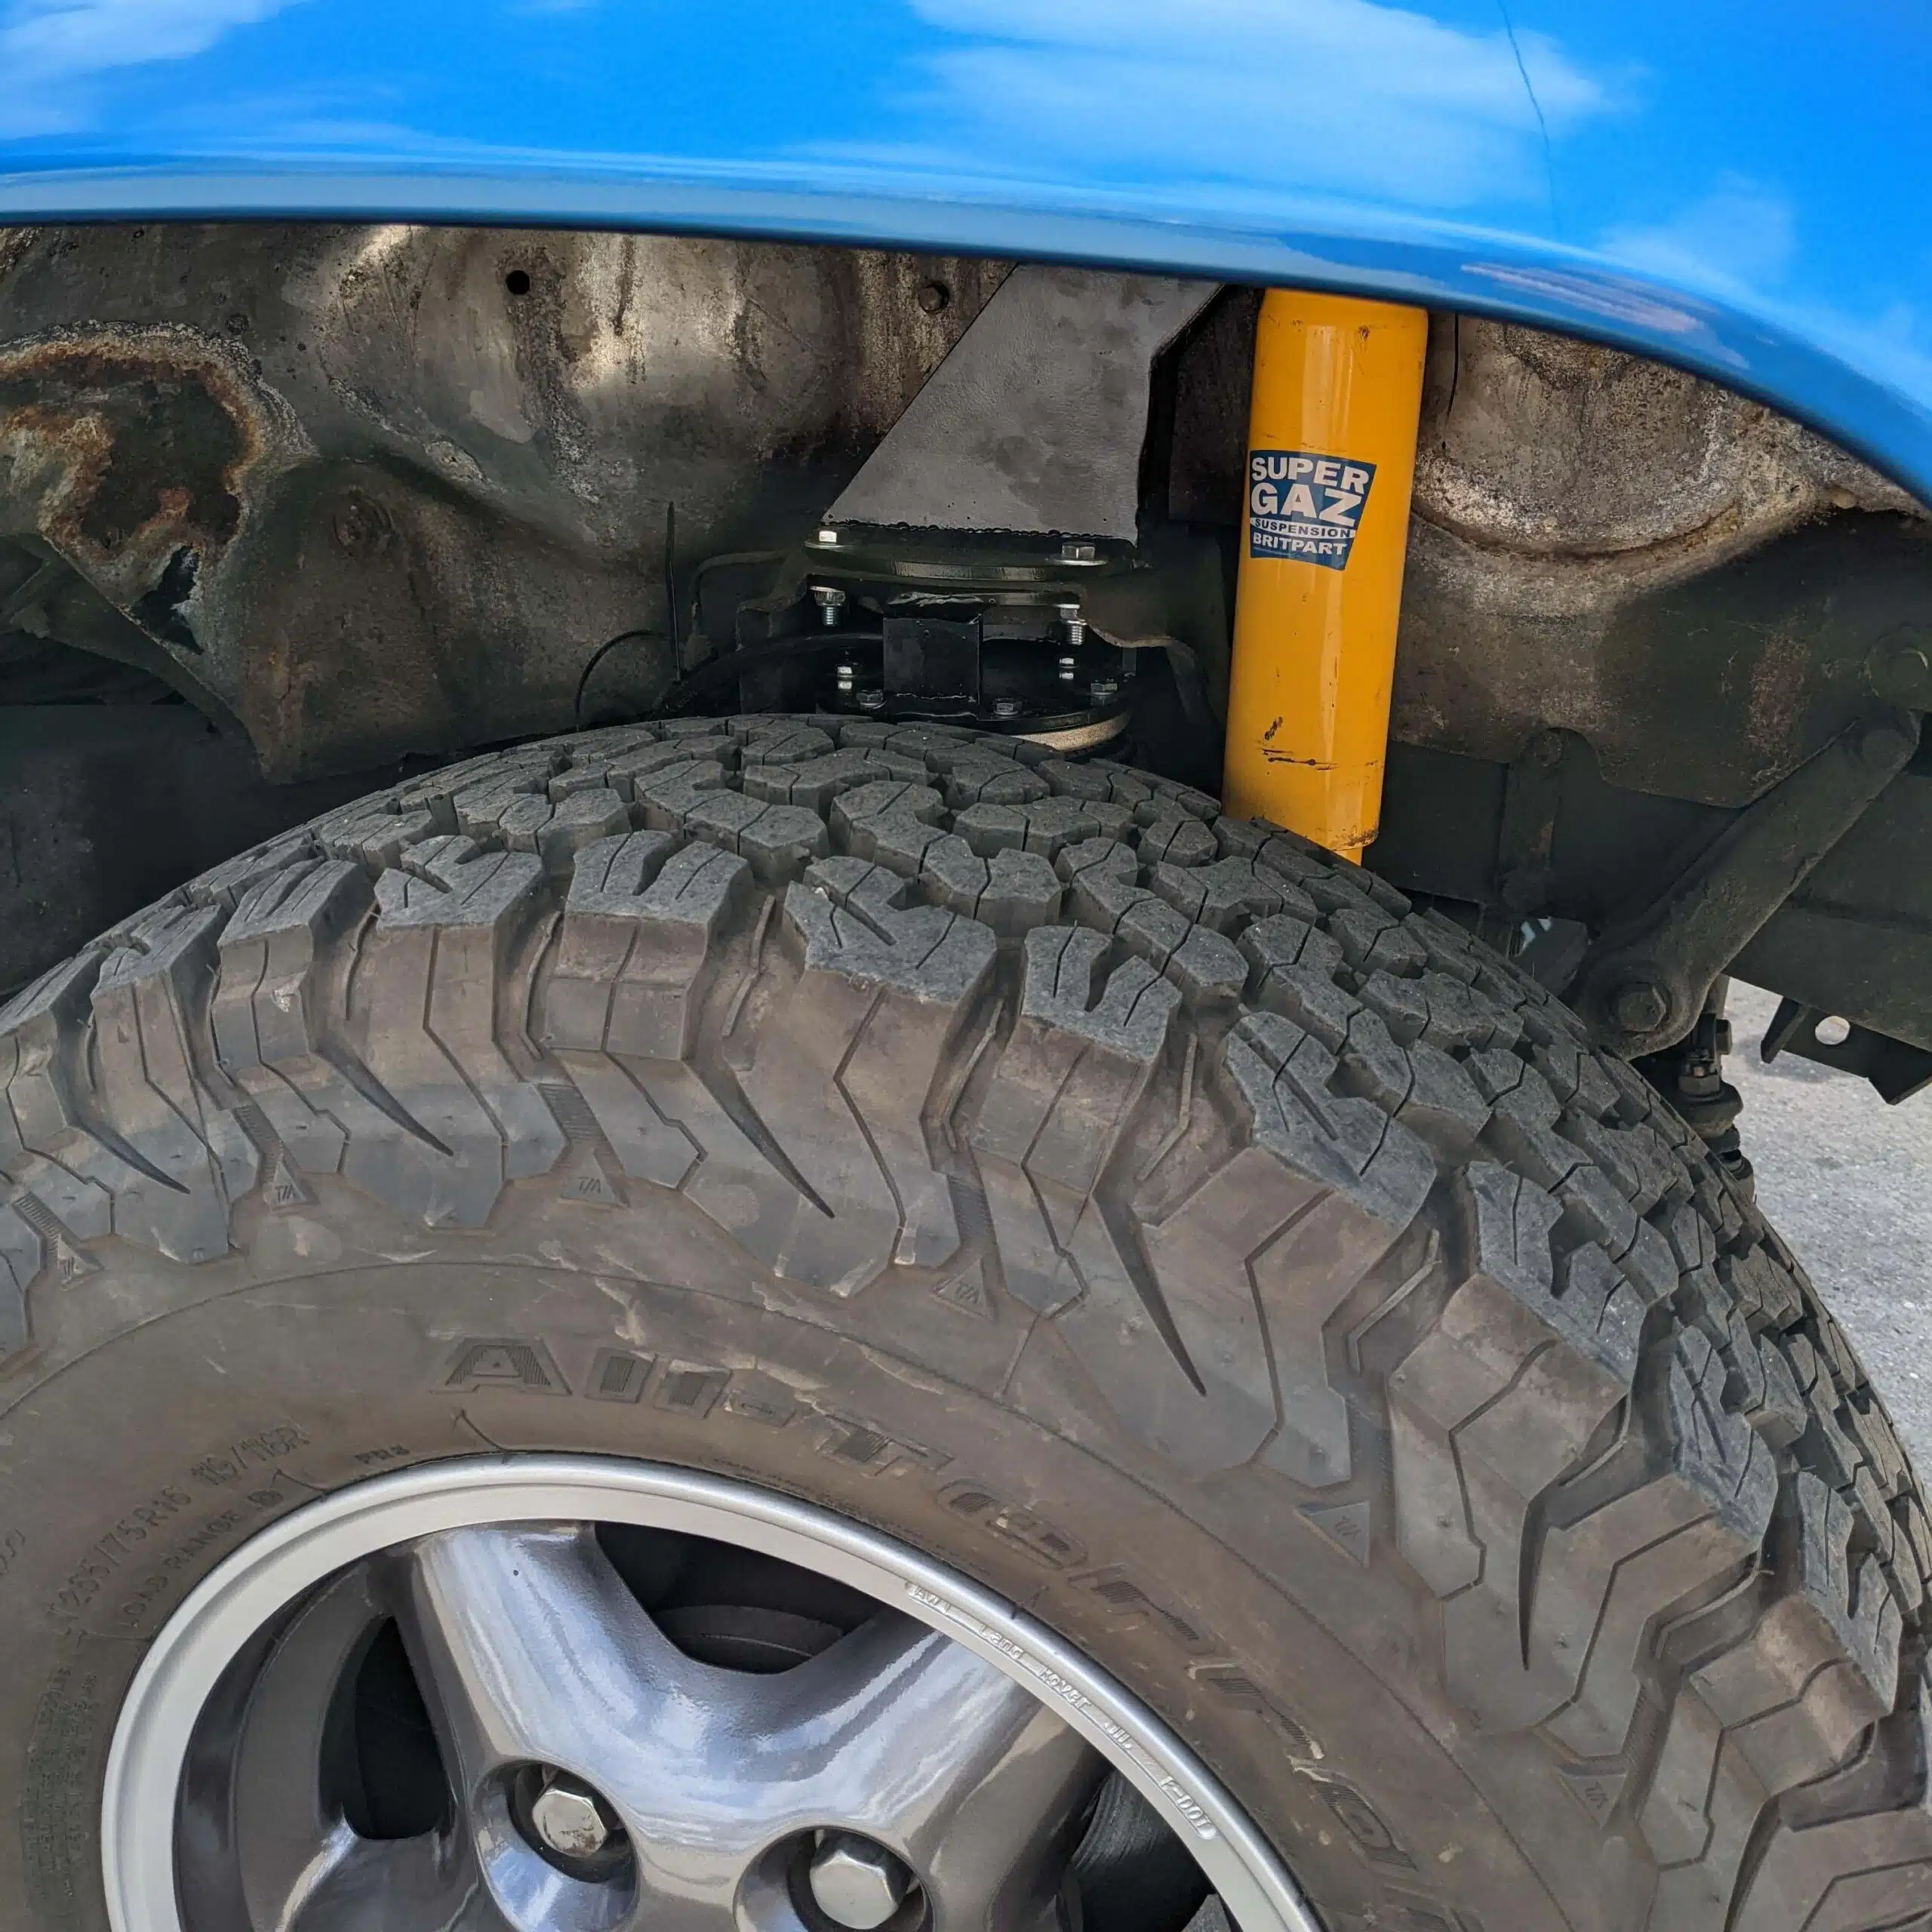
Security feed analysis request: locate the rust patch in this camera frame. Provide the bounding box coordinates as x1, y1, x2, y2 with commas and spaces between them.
0, 327, 275, 648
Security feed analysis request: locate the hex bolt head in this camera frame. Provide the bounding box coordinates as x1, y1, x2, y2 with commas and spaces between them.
1612, 979, 1671, 1035
1057, 654, 1077, 682
528, 1774, 617, 1862
812, 584, 848, 628
1867, 638, 1932, 709
1088, 677, 1120, 703
1056, 598, 1088, 648
816, 525, 841, 546
857, 688, 887, 712
992, 697, 1022, 719
1058, 538, 1098, 563
808, 1832, 913, 1930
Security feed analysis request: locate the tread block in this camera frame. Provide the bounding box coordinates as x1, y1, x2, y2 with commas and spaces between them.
1149, 855, 1318, 934
941, 754, 1051, 808
955, 795, 1135, 860
971, 928, 1178, 1317
1135, 814, 1220, 867
89, 903, 255, 1260
681, 791, 829, 884
921, 838, 1064, 934
186, 829, 320, 910
1226, 1013, 1435, 1230
214, 860, 383, 1177
632, 754, 734, 830
712, 860, 997, 1292
0, 953, 138, 1248
1641, 1563, 1902, 1929
340, 838, 565, 1226
496, 788, 633, 874
832, 780, 948, 874
741, 747, 920, 809
543, 832, 750, 1058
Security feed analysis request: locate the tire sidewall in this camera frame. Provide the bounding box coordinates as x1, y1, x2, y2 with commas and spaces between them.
2, 1228, 1530, 1932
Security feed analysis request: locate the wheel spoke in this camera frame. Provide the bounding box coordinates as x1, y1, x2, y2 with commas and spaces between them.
228, 1566, 497, 1932
395, 1522, 703, 1789
279, 1833, 510, 1932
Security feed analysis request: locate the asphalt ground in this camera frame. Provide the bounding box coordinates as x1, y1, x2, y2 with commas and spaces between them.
1727, 981, 1932, 1465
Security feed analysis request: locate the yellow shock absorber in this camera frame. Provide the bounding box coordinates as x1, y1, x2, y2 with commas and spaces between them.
1223, 289, 1429, 863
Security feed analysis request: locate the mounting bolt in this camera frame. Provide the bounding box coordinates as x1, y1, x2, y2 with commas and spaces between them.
858, 688, 886, 712
992, 697, 1022, 719
1056, 599, 1088, 648
816, 525, 841, 546
1612, 980, 1672, 1036
813, 584, 848, 629
1057, 654, 1077, 683
528, 1773, 617, 1862
1866, 637, 1932, 709
808, 1832, 913, 1930
1058, 538, 1098, 564
1088, 677, 1121, 704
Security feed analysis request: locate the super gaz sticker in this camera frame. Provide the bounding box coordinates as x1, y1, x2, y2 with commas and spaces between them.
1248, 449, 1376, 570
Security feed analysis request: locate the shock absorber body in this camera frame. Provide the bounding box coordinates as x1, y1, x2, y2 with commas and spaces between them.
1224, 290, 1429, 863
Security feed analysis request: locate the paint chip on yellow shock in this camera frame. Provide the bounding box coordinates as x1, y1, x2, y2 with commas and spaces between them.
1223, 290, 1428, 863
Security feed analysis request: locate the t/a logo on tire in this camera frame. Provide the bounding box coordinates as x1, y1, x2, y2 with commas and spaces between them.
1248, 449, 1376, 569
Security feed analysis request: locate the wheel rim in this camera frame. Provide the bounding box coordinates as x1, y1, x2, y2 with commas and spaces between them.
103, 1454, 1319, 1932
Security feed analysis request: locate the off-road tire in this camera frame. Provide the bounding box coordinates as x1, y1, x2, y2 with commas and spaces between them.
2, 715, 1926, 1932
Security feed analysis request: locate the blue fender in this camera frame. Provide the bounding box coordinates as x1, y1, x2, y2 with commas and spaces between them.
2, 0, 1928, 503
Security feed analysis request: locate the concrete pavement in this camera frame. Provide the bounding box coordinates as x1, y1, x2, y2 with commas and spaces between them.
1727, 982, 1932, 1464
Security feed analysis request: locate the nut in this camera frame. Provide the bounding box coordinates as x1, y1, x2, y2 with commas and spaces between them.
528, 1776, 614, 1861
809, 1832, 913, 1930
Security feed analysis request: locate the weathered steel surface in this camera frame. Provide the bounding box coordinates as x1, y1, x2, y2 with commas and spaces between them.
0, 226, 1008, 775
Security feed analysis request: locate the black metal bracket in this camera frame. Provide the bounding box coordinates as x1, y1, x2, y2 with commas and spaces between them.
1761, 1000, 1932, 1104
1570, 708, 1921, 1056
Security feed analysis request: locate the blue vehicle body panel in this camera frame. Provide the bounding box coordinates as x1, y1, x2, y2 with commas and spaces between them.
1, 1, 1928, 500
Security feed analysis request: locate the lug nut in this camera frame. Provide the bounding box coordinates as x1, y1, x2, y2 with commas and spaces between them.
1056, 599, 1087, 648
809, 1832, 914, 1930
813, 584, 848, 628
528, 1771, 619, 1862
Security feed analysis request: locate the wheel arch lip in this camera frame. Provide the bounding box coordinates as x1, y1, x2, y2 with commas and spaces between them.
2, 5, 1930, 505
100, 1452, 1318, 1932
